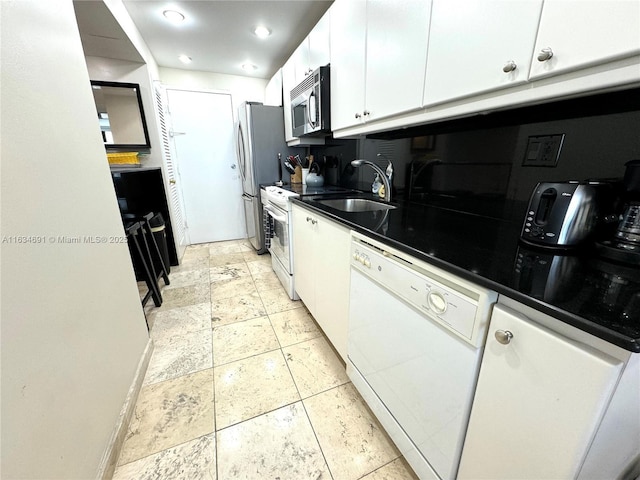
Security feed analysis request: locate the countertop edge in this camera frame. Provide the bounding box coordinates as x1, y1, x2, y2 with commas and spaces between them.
292, 198, 640, 353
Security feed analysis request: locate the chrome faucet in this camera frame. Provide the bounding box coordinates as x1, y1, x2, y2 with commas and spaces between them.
376, 153, 394, 185
351, 158, 393, 202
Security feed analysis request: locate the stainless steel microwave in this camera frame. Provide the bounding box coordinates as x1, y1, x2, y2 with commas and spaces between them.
290, 65, 331, 137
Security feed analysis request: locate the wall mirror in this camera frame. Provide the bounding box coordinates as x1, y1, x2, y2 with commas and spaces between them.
90, 80, 151, 149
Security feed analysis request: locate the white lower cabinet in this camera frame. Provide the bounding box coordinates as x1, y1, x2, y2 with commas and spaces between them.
292, 204, 351, 360
458, 303, 638, 479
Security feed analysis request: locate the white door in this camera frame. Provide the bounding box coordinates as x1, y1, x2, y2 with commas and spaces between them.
166, 89, 245, 244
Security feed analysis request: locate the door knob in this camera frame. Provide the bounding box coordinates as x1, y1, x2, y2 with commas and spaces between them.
502, 60, 517, 73
495, 330, 513, 345
537, 47, 554, 62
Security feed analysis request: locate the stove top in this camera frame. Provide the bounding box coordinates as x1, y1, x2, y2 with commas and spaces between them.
262, 185, 299, 209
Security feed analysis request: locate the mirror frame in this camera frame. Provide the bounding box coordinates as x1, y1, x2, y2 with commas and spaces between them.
90, 80, 151, 150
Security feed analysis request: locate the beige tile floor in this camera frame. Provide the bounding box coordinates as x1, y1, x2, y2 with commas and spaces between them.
117, 239, 418, 480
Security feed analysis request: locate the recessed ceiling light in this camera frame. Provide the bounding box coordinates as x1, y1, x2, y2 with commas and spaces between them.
254, 26, 271, 38
242, 63, 258, 72
179, 55, 192, 64
163, 9, 185, 23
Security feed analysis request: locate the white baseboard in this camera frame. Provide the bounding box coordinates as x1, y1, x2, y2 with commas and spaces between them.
96, 339, 154, 479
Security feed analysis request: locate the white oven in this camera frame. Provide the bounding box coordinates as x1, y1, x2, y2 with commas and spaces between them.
261, 186, 299, 300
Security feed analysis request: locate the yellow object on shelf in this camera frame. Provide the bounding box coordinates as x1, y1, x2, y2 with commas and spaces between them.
107, 152, 139, 165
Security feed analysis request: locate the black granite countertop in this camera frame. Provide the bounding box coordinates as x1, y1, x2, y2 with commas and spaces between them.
293, 195, 640, 353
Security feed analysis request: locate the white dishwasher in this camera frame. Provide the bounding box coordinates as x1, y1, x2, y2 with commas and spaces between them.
347, 232, 497, 480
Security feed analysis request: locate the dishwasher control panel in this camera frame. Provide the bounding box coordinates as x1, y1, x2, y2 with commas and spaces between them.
351, 240, 481, 342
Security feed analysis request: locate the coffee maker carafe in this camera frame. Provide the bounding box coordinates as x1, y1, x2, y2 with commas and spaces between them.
596, 159, 640, 265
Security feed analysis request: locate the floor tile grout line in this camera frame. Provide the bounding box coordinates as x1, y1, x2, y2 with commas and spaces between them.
132, 243, 405, 479
299, 387, 337, 479
273, 312, 337, 480
208, 247, 219, 480
214, 397, 305, 434
211, 342, 283, 369
114, 431, 216, 471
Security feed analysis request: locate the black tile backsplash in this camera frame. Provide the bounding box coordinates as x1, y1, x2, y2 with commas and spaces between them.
312, 88, 640, 224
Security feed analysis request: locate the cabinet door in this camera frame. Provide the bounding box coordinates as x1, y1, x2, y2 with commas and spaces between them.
291, 42, 310, 85
424, 0, 542, 107
264, 69, 282, 107
529, 0, 640, 80
330, 0, 366, 131
458, 304, 623, 479
313, 217, 351, 360
291, 205, 317, 313
308, 10, 330, 71
366, 0, 431, 119
282, 58, 297, 142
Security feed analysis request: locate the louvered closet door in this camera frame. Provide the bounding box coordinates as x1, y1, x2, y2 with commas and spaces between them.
154, 83, 188, 260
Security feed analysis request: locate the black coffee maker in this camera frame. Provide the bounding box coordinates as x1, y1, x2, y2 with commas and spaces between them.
596, 159, 640, 265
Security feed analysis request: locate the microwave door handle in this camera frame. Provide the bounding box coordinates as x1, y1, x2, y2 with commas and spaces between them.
307, 90, 317, 129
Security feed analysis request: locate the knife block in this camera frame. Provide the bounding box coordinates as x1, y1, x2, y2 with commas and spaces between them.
291, 165, 302, 184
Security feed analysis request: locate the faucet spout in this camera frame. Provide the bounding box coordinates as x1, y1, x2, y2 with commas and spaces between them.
351, 159, 392, 202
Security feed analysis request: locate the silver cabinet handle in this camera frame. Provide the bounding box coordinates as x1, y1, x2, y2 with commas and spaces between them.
537, 47, 554, 62
502, 60, 517, 73
355, 113, 362, 119
495, 330, 514, 345
363, 110, 370, 116
306, 216, 317, 224
231, 164, 237, 169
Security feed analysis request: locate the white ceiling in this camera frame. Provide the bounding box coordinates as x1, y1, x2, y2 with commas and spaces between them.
76, 0, 332, 80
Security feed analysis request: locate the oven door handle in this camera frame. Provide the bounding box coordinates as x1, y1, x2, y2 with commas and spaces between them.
264, 204, 288, 224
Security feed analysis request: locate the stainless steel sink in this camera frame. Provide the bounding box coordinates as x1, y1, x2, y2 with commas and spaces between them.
314, 198, 397, 212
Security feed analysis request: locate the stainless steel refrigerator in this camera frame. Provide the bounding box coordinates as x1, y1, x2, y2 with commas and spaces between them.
237, 102, 293, 253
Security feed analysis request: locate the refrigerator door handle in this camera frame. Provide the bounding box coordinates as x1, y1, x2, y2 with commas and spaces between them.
237, 123, 247, 180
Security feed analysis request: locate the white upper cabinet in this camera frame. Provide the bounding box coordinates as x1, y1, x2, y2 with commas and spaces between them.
330, 0, 367, 131
282, 58, 297, 142
290, 10, 331, 86
282, 10, 331, 144
529, 0, 640, 80
308, 11, 331, 73
331, 0, 431, 132
365, 0, 431, 120
423, 0, 543, 106
264, 69, 283, 106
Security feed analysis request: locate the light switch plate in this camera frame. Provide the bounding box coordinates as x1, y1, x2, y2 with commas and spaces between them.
522, 134, 565, 167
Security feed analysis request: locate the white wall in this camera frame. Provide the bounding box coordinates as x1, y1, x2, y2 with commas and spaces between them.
0, 1, 149, 478
159, 67, 268, 119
